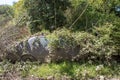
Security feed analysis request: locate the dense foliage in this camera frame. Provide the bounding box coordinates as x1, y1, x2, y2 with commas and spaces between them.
111, 22, 120, 54
0, 5, 13, 26
0, 0, 119, 61
0, 0, 120, 79
0, 5, 13, 16
46, 28, 116, 62
14, 0, 71, 33
13, 0, 120, 33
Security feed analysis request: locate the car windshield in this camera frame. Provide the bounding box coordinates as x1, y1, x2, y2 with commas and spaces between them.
39, 36, 49, 47
27, 36, 49, 51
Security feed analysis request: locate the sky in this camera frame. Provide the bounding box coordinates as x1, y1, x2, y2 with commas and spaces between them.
0, 0, 19, 5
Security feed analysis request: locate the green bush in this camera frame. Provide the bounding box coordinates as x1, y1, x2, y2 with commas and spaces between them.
111, 22, 120, 54
47, 28, 76, 50
46, 28, 115, 62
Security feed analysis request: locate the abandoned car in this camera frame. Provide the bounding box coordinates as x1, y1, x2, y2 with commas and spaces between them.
6, 34, 80, 62
6, 35, 50, 62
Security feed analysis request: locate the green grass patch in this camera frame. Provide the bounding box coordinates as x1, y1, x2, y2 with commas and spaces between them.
23, 61, 120, 79
0, 61, 119, 79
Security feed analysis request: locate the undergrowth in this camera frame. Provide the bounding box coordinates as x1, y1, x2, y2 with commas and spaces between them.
0, 61, 119, 79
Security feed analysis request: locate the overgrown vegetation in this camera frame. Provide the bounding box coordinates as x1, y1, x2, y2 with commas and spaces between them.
0, 0, 120, 79
46, 28, 116, 63
0, 61, 120, 80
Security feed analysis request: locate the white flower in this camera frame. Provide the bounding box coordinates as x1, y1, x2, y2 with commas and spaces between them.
99, 75, 105, 80
96, 65, 104, 71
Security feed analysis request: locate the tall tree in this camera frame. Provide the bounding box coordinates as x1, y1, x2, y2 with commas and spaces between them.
23, 0, 71, 33
69, 0, 120, 31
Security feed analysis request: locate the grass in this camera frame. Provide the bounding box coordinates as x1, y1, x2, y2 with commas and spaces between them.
0, 61, 120, 79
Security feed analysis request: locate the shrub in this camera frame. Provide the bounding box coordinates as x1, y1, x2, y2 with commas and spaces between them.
47, 28, 116, 62
111, 22, 120, 54
0, 23, 30, 61
6, 28, 98, 62
47, 29, 78, 61
4, 27, 117, 63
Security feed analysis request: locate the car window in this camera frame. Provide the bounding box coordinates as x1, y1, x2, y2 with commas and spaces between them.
40, 37, 49, 47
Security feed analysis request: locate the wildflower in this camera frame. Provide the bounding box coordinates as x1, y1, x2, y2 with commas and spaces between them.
96, 65, 104, 71
99, 75, 105, 80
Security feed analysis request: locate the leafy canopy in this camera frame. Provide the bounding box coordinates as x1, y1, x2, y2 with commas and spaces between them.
23, 0, 71, 33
